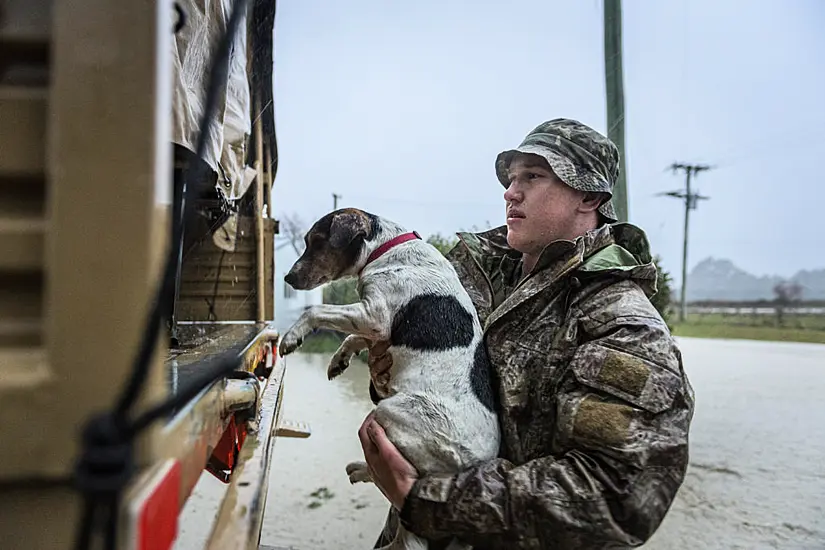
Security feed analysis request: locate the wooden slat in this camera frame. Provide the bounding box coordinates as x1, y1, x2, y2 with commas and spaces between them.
175, 300, 256, 322
176, 213, 262, 322
0, 4, 49, 357
179, 268, 255, 284
0, 0, 53, 42
0, 41, 50, 86
0, 320, 42, 347
0, 272, 42, 316
0, 175, 46, 217
0, 218, 45, 271
177, 285, 254, 298
183, 259, 256, 271
0, 4, 49, 358
0, 89, 47, 175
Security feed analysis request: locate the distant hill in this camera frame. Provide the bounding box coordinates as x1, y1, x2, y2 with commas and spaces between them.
686, 258, 825, 301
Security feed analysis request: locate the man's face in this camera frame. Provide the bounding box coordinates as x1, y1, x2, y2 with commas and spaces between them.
503, 154, 586, 255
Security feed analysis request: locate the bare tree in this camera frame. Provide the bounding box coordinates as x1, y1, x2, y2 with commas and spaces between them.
773, 280, 803, 327
276, 212, 306, 256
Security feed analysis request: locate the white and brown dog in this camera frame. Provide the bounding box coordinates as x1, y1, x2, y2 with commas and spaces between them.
278, 208, 500, 550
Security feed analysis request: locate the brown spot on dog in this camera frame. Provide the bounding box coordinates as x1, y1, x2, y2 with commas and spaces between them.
329, 208, 373, 249
284, 208, 377, 290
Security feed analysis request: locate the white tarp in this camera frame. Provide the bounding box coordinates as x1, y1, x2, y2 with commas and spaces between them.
171, 0, 257, 202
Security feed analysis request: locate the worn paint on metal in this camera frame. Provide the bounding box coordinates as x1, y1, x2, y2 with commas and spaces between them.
205, 357, 287, 550
157, 324, 280, 505
122, 459, 181, 550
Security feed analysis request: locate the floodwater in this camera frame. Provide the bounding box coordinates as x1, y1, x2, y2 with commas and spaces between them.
175, 337, 825, 550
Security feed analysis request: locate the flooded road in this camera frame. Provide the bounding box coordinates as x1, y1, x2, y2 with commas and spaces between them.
645, 338, 825, 550
175, 337, 825, 549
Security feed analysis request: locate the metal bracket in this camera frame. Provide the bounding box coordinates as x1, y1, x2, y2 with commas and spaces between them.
275, 419, 311, 439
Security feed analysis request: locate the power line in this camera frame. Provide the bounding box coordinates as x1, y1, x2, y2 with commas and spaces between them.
658, 162, 714, 323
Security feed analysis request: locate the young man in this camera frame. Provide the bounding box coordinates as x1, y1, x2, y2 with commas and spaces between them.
360, 118, 695, 549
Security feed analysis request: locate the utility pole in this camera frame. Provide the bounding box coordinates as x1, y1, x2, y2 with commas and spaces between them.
332, 193, 341, 210
604, 0, 628, 222
659, 162, 713, 322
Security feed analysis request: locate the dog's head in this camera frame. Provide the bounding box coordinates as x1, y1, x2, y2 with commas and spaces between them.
284, 208, 379, 290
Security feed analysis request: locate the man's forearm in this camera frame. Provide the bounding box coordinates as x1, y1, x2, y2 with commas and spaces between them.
399, 448, 683, 549
399, 458, 513, 547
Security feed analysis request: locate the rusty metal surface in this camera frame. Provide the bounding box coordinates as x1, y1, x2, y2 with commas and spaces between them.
157, 324, 278, 505
205, 354, 287, 550
169, 323, 264, 365
223, 377, 262, 413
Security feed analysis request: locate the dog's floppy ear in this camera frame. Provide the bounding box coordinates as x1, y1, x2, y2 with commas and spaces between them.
328, 210, 371, 249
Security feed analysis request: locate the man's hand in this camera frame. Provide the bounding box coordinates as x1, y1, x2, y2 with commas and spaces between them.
358, 412, 418, 511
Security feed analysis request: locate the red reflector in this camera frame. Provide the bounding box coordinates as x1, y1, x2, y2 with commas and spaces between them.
137, 460, 181, 550
205, 416, 249, 483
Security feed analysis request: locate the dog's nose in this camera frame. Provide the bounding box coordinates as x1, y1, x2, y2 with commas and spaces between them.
284, 271, 297, 287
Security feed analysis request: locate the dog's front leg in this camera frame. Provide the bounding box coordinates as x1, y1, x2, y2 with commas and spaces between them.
327, 335, 371, 380
278, 301, 388, 356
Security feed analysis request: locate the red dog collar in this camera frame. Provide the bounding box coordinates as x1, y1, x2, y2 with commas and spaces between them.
363, 231, 422, 269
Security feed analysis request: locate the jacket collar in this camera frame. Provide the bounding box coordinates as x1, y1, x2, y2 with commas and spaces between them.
456, 223, 658, 330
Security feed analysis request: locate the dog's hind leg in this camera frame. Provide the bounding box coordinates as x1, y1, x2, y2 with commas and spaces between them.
375, 525, 429, 550
328, 335, 371, 380
345, 460, 372, 484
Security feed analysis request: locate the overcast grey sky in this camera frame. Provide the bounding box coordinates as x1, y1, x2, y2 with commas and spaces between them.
270, 0, 824, 284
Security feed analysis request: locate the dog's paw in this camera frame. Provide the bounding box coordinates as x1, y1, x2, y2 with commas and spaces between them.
345, 461, 372, 484
327, 351, 351, 380
278, 330, 304, 357
371, 369, 391, 396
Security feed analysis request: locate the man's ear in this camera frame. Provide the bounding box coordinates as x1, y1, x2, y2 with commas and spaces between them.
579, 191, 607, 214
329, 210, 370, 249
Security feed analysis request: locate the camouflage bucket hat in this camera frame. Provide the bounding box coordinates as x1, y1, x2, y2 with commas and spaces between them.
495, 118, 620, 222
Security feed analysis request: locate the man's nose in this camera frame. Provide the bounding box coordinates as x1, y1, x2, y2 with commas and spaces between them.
504, 182, 521, 203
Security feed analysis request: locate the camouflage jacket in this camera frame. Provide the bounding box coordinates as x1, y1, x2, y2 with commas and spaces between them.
388, 222, 695, 549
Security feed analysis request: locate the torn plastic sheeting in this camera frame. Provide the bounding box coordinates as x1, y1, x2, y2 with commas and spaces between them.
171, 0, 255, 202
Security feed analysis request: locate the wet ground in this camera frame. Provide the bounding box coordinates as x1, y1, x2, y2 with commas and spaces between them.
175, 337, 825, 550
